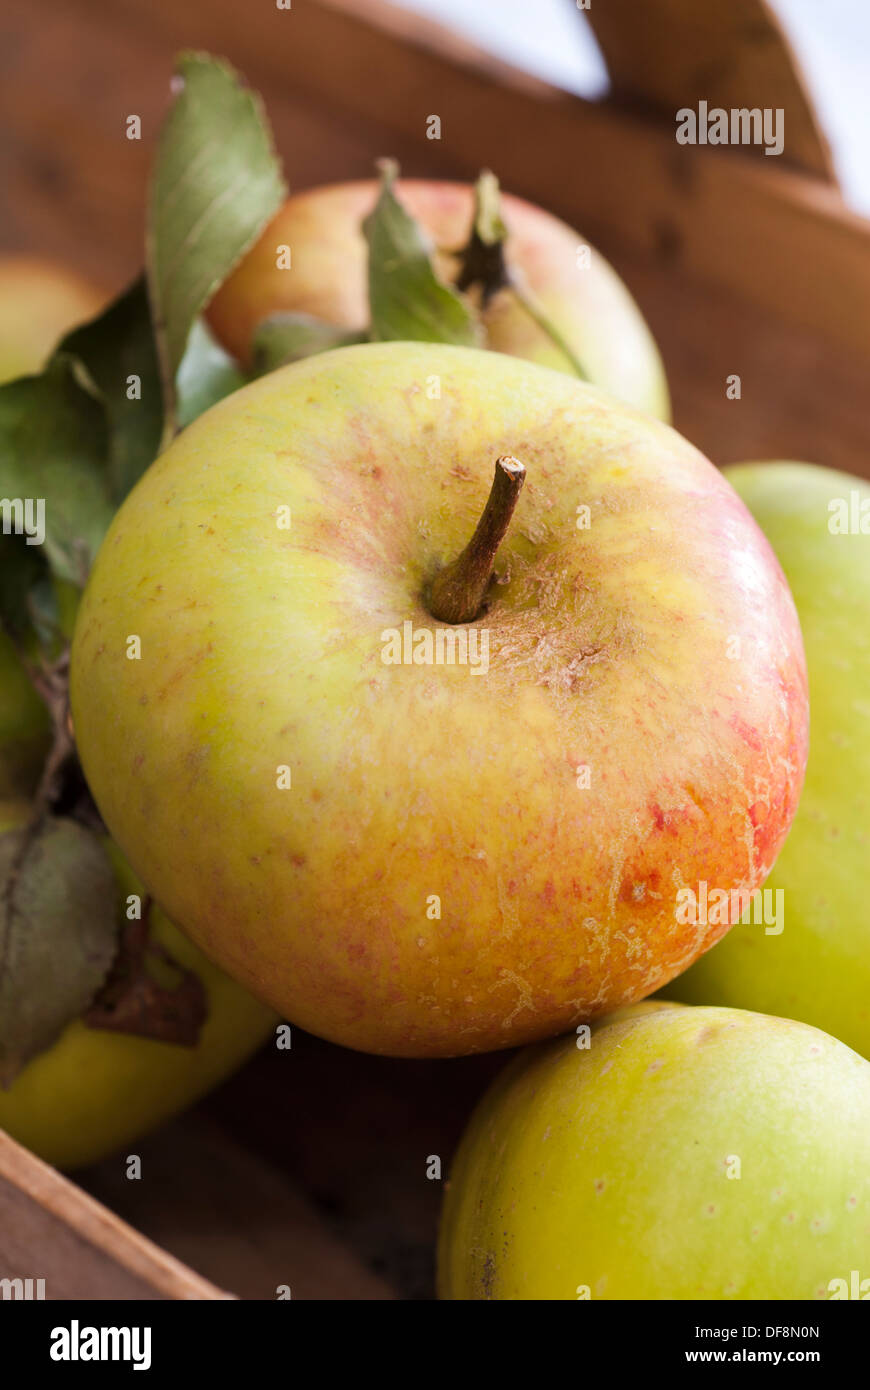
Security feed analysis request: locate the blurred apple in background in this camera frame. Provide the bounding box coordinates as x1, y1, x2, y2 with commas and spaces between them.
71, 343, 805, 1057
670, 463, 870, 1058
0, 255, 105, 384
439, 1001, 870, 1299
206, 177, 671, 419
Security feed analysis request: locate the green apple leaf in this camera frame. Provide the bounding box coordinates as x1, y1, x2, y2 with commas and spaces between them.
0, 537, 70, 677
147, 51, 287, 438
60, 277, 162, 501
0, 533, 49, 644
0, 816, 119, 1087
251, 313, 365, 376
22, 572, 67, 656
177, 318, 247, 428
0, 357, 113, 588
363, 160, 481, 347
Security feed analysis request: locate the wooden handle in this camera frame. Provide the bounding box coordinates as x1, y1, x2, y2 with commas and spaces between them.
583, 0, 836, 182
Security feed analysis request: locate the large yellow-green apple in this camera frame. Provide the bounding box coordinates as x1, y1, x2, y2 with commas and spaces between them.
438, 1000, 870, 1299
69, 343, 807, 1058
0, 256, 104, 384
0, 800, 277, 1170
670, 463, 870, 1055
206, 179, 670, 419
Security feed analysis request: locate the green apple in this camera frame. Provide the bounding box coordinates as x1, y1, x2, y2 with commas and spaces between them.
439, 1000, 870, 1299
669, 463, 870, 1056
206, 178, 670, 419
0, 256, 104, 385
0, 799, 277, 1170
70, 343, 807, 1058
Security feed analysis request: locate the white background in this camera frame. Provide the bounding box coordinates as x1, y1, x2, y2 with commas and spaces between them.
393, 0, 870, 213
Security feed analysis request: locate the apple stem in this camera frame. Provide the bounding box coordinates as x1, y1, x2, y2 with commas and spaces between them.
427, 456, 526, 624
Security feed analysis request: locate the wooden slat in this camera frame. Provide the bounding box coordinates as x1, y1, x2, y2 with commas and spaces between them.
0, 0, 425, 292
285, 0, 868, 362
0, 1129, 228, 1300
584, 0, 836, 180
1, 2, 867, 472
2, 0, 868, 361
79, 1115, 396, 1301
77, 0, 867, 360
627, 257, 870, 478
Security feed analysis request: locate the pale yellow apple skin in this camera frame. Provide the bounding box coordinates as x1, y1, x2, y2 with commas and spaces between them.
0, 256, 104, 384
671, 464, 870, 1057
0, 802, 277, 1170
70, 344, 806, 1058
206, 179, 670, 420
438, 1001, 870, 1300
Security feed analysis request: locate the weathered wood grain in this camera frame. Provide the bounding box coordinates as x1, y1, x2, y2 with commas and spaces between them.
0, 1128, 227, 1299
